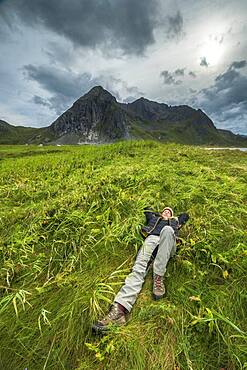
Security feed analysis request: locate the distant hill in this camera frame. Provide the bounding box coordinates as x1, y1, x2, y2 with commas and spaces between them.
0, 119, 54, 145
1, 87, 246, 146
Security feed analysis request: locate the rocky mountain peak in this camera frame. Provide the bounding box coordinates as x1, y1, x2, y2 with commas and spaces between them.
79, 85, 116, 103
133, 97, 149, 103
125, 96, 169, 121
49, 85, 128, 143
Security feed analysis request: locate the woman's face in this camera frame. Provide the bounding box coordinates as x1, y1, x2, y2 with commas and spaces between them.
161, 208, 172, 219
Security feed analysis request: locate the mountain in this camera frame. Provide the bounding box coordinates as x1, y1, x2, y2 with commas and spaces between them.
48, 86, 131, 144
1, 87, 247, 146
122, 97, 222, 145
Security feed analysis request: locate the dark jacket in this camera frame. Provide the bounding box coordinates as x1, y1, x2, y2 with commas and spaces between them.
141, 208, 189, 238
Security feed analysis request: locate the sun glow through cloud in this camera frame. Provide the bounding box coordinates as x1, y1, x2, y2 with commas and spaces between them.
199, 34, 225, 67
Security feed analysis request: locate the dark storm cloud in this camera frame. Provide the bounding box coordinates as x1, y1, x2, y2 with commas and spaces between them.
166, 11, 183, 39
160, 68, 187, 85
24, 65, 101, 114
214, 68, 239, 86
160, 70, 182, 85
32, 95, 50, 108
191, 61, 247, 134
23, 64, 89, 98
174, 68, 185, 76
0, 2, 18, 41
189, 71, 197, 78
32, 94, 70, 116
161, 68, 199, 84
229, 60, 246, 70
200, 57, 209, 67
0, 0, 162, 55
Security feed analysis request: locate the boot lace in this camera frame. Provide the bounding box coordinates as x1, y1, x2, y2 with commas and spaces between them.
155, 276, 163, 289
108, 304, 119, 319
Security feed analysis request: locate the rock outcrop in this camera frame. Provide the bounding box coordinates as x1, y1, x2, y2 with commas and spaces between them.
49, 86, 130, 143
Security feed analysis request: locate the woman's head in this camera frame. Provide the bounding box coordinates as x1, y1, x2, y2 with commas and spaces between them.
161, 207, 173, 218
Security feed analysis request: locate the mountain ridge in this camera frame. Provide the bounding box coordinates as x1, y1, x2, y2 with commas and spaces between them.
1, 86, 246, 146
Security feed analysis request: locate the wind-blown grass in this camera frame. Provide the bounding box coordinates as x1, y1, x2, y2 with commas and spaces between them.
0, 141, 246, 369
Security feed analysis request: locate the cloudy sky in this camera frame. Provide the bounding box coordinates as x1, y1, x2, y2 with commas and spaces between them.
0, 0, 247, 135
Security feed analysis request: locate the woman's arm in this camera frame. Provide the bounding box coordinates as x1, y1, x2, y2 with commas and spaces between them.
144, 207, 158, 223
178, 213, 190, 228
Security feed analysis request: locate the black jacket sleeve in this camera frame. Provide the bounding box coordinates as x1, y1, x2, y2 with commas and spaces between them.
144, 207, 157, 223
178, 213, 189, 227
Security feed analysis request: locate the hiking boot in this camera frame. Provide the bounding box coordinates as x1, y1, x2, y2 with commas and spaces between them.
153, 274, 165, 300
92, 303, 127, 334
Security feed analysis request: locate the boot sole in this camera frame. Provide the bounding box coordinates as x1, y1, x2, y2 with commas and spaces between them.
153, 293, 165, 300
92, 320, 126, 335
92, 324, 109, 335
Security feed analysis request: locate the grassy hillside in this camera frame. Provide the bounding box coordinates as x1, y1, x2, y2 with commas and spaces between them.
130, 120, 247, 146
0, 122, 54, 145
0, 142, 246, 370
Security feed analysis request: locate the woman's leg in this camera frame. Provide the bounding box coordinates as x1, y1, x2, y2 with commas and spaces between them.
114, 235, 159, 312
153, 226, 176, 276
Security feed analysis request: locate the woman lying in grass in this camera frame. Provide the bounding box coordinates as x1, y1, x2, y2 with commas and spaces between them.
92, 206, 189, 333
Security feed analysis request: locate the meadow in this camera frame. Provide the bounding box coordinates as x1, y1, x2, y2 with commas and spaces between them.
0, 141, 246, 370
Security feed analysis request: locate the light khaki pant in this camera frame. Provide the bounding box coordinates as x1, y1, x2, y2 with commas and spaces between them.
114, 226, 176, 312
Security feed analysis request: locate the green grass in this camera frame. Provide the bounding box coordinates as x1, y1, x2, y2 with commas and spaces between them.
0, 141, 246, 370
